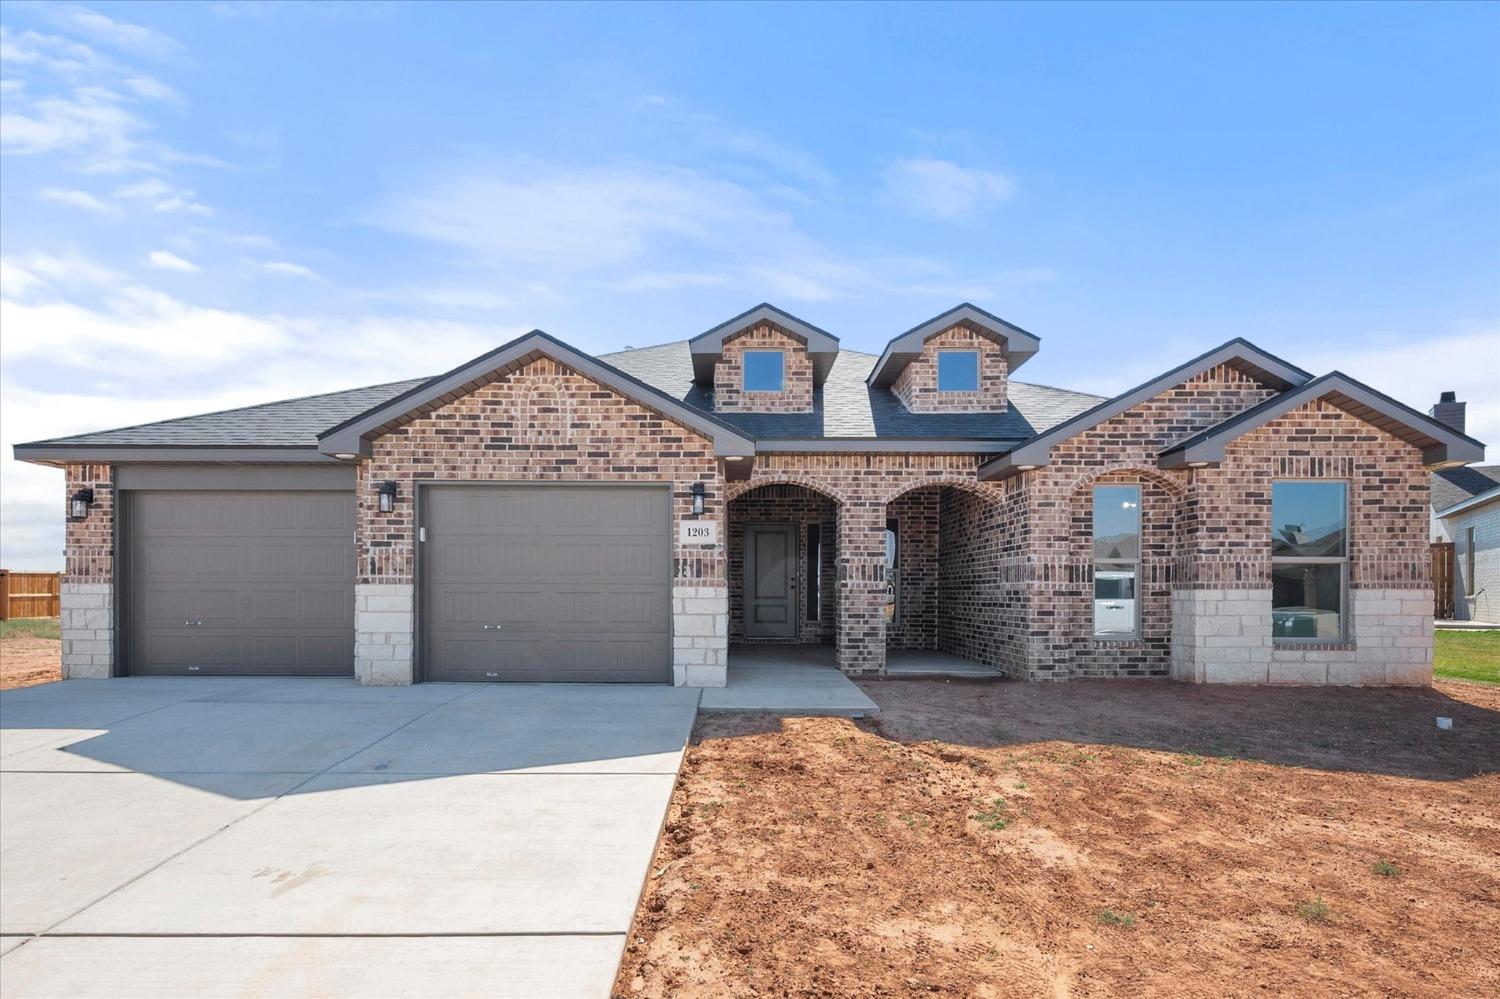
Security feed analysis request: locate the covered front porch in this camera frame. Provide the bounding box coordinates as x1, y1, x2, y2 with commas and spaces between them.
722, 478, 1013, 681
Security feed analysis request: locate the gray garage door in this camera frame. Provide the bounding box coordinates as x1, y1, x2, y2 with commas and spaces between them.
423, 485, 671, 683
125, 491, 355, 676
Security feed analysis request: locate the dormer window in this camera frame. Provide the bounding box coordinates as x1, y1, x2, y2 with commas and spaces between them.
937, 350, 979, 392
743, 350, 785, 392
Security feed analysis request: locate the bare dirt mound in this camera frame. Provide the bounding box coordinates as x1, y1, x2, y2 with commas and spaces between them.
616, 679, 1499, 997
1, 637, 62, 690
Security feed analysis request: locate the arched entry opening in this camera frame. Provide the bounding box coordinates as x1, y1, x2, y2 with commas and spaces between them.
725, 481, 842, 654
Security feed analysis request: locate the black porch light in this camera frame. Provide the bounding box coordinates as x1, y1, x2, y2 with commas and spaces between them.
377, 480, 398, 514
69, 488, 94, 521
690, 481, 706, 516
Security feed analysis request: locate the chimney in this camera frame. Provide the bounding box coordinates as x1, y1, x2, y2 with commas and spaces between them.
1430, 391, 1466, 435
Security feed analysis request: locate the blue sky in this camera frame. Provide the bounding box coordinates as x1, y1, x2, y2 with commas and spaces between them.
2, 1, 1497, 568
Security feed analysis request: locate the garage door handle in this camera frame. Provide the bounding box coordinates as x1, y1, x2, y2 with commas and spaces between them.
185, 620, 203, 627
482, 624, 503, 631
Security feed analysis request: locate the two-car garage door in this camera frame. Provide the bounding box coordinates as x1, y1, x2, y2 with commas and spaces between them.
121, 484, 671, 683
125, 491, 355, 676
422, 485, 671, 683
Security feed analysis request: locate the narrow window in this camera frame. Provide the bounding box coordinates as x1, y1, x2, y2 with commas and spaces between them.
1466, 526, 1476, 597
937, 350, 980, 392
806, 524, 822, 621
884, 518, 900, 625
742, 350, 785, 392
1092, 484, 1141, 638
1271, 481, 1348, 642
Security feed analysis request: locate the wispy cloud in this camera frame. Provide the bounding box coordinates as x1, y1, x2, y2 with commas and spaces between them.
145, 249, 198, 272
38, 185, 117, 213
261, 260, 319, 279
45, 5, 180, 58
880, 157, 1017, 221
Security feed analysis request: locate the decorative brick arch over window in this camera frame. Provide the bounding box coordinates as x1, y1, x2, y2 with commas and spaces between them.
515, 374, 574, 444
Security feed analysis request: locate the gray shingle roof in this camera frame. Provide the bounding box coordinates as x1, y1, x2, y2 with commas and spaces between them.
24, 378, 431, 448
1432, 465, 1500, 514
601, 341, 1102, 440
22, 341, 1104, 450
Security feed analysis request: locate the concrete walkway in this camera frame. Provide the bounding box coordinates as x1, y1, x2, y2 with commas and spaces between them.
0, 678, 700, 998
700, 645, 879, 716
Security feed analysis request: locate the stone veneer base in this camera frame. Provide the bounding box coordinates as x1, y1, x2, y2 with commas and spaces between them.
673, 585, 728, 687
1171, 588, 1433, 686
354, 583, 415, 685
60, 582, 113, 679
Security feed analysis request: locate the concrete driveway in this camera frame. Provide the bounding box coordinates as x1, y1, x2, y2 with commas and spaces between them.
0, 677, 700, 998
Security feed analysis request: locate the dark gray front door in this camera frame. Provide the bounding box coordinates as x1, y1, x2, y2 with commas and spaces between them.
422, 484, 671, 683
125, 491, 355, 676
744, 524, 797, 639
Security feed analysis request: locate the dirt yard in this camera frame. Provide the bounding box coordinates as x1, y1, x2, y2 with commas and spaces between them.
0, 625, 62, 691
617, 678, 1500, 998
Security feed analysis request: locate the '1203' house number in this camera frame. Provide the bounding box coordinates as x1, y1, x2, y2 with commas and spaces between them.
679, 521, 719, 545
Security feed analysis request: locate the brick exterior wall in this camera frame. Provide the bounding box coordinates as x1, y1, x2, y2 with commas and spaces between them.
726, 485, 838, 644
937, 482, 1030, 677
891, 324, 1009, 413
60, 463, 114, 678
357, 356, 727, 685
886, 488, 939, 650
712, 325, 815, 414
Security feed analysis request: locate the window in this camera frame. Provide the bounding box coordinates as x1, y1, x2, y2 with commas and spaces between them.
1271, 481, 1348, 641
806, 524, 822, 621
1092, 484, 1140, 637
1466, 526, 1476, 597
884, 518, 900, 624
937, 350, 980, 392
742, 350, 784, 392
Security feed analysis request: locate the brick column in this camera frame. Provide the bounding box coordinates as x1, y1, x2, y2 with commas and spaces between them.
61, 464, 114, 678
836, 503, 887, 675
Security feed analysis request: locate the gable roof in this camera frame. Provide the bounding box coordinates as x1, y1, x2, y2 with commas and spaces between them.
1157, 371, 1487, 469
603, 340, 1103, 444
318, 330, 756, 459
866, 303, 1043, 388
1432, 464, 1500, 514
688, 303, 841, 385
978, 338, 1313, 479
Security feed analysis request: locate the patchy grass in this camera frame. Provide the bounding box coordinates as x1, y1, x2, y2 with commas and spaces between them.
1098, 909, 1137, 927
0, 617, 60, 641
1435, 630, 1500, 684
1298, 897, 1334, 923
971, 797, 1010, 830
1372, 860, 1401, 878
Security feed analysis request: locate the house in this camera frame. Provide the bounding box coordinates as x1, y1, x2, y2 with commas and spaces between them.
15, 303, 1485, 688
1431, 455, 1500, 622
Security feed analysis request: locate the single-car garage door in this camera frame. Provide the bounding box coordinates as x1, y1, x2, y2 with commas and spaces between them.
124, 491, 355, 676
423, 484, 671, 683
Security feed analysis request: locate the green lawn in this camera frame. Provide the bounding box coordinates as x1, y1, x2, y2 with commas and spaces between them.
1434, 630, 1500, 684
0, 617, 60, 641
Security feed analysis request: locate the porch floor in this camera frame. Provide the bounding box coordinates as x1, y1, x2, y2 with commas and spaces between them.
698, 645, 878, 717
886, 649, 1005, 679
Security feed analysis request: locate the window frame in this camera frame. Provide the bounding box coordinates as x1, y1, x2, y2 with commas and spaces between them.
1270, 479, 1350, 645
1091, 483, 1142, 640
806, 523, 822, 622
884, 517, 900, 626
936, 348, 981, 393
741, 349, 785, 393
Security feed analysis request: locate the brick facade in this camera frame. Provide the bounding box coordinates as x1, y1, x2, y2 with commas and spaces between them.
357, 355, 728, 685
891, 324, 1009, 413
712, 325, 815, 414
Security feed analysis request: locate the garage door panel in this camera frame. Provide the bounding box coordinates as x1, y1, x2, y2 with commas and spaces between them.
424, 485, 670, 683
128, 491, 354, 677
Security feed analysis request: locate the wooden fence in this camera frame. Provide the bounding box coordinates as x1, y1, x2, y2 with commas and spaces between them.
1431, 542, 1455, 620
0, 571, 61, 620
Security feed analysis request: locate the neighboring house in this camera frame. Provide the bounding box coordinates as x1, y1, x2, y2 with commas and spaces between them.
15, 303, 1485, 688
1431, 464, 1500, 622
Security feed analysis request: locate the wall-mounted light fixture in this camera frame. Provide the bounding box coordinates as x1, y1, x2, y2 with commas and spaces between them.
377, 480, 398, 514
69, 488, 94, 521
690, 481, 706, 516
1187, 461, 1211, 469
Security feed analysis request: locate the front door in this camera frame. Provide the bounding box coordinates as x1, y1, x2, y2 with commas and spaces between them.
745, 524, 797, 639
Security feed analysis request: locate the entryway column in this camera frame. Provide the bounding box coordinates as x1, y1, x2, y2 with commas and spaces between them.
836, 503, 887, 675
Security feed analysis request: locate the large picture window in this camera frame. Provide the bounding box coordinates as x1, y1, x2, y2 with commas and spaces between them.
1271, 481, 1348, 641
1092, 484, 1140, 638
742, 350, 785, 392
